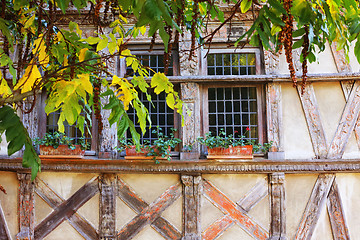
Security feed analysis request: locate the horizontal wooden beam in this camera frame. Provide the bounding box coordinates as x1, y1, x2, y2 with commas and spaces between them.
3, 158, 360, 174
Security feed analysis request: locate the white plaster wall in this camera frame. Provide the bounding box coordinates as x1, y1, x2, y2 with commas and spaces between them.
277, 43, 338, 74
282, 83, 315, 159
0, 172, 18, 239
348, 44, 360, 73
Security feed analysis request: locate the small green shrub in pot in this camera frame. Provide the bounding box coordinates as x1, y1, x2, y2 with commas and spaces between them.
33, 131, 89, 152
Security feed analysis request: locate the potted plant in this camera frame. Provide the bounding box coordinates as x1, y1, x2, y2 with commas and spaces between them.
33, 131, 89, 158
122, 127, 181, 162
197, 128, 272, 160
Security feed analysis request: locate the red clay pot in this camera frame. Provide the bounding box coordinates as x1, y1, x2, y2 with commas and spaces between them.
125, 145, 171, 160
207, 145, 253, 159
39, 145, 85, 156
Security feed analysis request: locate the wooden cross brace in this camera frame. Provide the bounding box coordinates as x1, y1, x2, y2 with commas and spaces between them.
202, 179, 269, 240
34, 177, 99, 240
295, 174, 350, 240
116, 178, 182, 240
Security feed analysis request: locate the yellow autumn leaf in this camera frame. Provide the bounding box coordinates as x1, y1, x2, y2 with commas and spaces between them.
0, 73, 12, 97
79, 48, 88, 62
112, 75, 135, 110
14, 63, 42, 94
33, 35, 49, 66
75, 73, 93, 95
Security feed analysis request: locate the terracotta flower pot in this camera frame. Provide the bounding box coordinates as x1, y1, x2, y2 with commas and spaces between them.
39, 145, 85, 157
207, 145, 253, 159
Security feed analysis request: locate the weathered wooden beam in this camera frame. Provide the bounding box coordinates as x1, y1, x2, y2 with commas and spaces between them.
181, 175, 201, 240
238, 179, 268, 212
0, 201, 11, 240
16, 173, 35, 240
340, 80, 360, 150
327, 179, 350, 240
295, 174, 335, 240
330, 42, 352, 73
116, 178, 182, 240
298, 83, 328, 158
117, 183, 182, 240
328, 81, 360, 158
202, 179, 268, 240
202, 215, 234, 240
202, 180, 268, 240
34, 178, 98, 240
269, 173, 286, 240
99, 174, 117, 240
266, 83, 283, 154
34, 177, 99, 239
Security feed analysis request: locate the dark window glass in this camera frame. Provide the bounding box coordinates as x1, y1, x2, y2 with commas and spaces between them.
126, 54, 174, 77
208, 87, 258, 142
207, 53, 256, 76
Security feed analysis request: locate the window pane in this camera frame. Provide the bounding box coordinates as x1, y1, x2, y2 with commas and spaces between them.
208, 87, 258, 142
207, 53, 256, 76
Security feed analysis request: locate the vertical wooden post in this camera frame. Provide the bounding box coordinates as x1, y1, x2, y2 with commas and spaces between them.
180, 83, 201, 159
99, 174, 117, 240
16, 173, 35, 240
181, 174, 201, 240
269, 173, 286, 240
266, 83, 284, 160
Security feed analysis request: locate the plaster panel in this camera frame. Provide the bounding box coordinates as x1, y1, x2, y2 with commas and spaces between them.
311, 203, 333, 240
217, 224, 253, 240
335, 173, 360, 239
119, 174, 179, 204
43, 220, 84, 240
282, 83, 315, 159
161, 196, 182, 231
35, 193, 53, 225
116, 196, 138, 230
308, 45, 338, 73
77, 192, 99, 229
277, 44, 337, 74
313, 82, 344, 143
0, 172, 18, 239
38, 172, 98, 199
285, 174, 317, 238
132, 224, 163, 240
201, 193, 225, 232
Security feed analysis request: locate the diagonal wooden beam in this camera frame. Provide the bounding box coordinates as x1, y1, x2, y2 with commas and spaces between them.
202, 180, 268, 240
340, 80, 360, 150
295, 174, 335, 240
116, 177, 182, 240
117, 182, 182, 240
328, 81, 360, 158
34, 177, 98, 240
0, 202, 11, 240
34, 177, 99, 239
297, 83, 328, 158
327, 179, 350, 240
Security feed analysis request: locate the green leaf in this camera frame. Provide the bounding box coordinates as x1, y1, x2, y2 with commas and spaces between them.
240, 0, 252, 13
117, 116, 129, 139
97, 37, 109, 52
55, 0, 70, 14
293, 38, 304, 49
13, 0, 29, 10
355, 38, 360, 64
268, 0, 287, 15
72, 0, 87, 10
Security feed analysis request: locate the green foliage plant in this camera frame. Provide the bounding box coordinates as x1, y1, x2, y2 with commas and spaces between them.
33, 131, 89, 150
197, 128, 272, 153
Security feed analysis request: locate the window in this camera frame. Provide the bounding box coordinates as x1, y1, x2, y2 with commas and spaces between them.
126, 54, 174, 77
200, 48, 265, 152
207, 86, 260, 142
